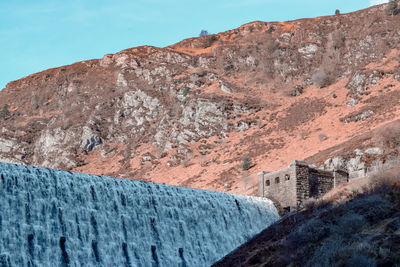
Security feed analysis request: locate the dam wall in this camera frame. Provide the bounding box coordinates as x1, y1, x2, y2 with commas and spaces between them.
0, 162, 279, 266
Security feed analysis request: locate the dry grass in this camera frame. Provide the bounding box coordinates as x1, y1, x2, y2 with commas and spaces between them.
368, 166, 400, 190
373, 120, 400, 149
304, 166, 400, 211
303, 197, 330, 211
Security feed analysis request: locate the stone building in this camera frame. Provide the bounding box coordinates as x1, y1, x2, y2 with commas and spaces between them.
258, 160, 348, 212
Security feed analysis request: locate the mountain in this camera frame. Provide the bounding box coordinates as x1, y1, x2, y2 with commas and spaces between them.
1, 3, 400, 195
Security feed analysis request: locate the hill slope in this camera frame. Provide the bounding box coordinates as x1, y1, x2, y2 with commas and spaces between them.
213, 181, 400, 266
1, 3, 400, 194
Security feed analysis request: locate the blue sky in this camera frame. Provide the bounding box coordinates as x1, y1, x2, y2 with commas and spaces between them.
0, 0, 387, 89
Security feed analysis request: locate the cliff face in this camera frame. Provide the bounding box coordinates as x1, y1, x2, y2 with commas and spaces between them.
1, 3, 400, 194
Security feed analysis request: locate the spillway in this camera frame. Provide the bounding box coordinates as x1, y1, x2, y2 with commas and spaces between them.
0, 162, 279, 266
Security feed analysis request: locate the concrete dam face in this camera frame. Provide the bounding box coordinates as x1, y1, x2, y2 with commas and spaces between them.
0, 162, 279, 266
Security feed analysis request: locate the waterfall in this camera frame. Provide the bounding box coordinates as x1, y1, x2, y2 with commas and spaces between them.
0, 162, 279, 266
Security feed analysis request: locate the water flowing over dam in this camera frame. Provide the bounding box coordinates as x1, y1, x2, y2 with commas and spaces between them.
0, 162, 279, 266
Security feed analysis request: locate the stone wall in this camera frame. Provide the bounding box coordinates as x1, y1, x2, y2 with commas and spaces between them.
258, 165, 297, 211
349, 168, 367, 179
309, 169, 334, 199
294, 161, 310, 209
333, 169, 349, 186
259, 160, 349, 211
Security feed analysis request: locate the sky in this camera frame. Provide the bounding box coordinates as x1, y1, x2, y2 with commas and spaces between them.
0, 0, 388, 90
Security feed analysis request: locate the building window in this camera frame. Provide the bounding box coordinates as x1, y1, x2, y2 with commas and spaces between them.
283, 206, 290, 213
285, 174, 290, 181
265, 179, 270, 186
275, 177, 280, 184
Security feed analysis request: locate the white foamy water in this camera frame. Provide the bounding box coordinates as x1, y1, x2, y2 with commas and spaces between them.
0, 162, 279, 266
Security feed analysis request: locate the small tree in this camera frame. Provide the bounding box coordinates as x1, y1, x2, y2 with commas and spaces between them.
199, 30, 209, 37
242, 155, 251, 170
335, 9, 340, 15
181, 87, 189, 97
386, 0, 398, 16
0, 104, 9, 119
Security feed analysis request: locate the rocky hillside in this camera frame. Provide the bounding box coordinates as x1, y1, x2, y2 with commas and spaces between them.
1, 3, 400, 194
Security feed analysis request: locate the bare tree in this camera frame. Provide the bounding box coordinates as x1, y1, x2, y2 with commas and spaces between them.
199, 30, 209, 37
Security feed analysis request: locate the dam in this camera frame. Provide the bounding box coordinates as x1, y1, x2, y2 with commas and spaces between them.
0, 162, 279, 266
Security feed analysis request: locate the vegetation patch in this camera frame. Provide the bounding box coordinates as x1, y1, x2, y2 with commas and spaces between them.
214, 168, 400, 266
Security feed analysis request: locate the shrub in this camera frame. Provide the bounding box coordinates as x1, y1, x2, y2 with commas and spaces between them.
331, 212, 366, 236
386, 0, 398, 16
287, 218, 329, 246
344, 254, 377, 267
0, 104, 10, 119
319, 133, 328, 142
373, 121, 400, 149
369, 169, 400, 189
199, 30, 209, 37
335, 9, 340, 15
308, 237, 345, 266
242, 155, 251, 170
312, 69, 333, 88
344, 194, 392, 223
303, 197, 330, 211
290, 85, 303, 97
181, 87, 189, 97
310, 238, 377, 266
